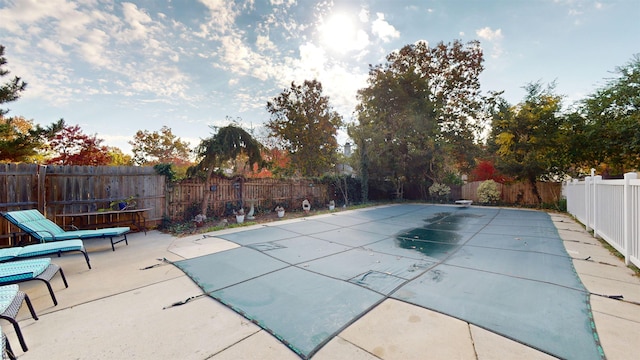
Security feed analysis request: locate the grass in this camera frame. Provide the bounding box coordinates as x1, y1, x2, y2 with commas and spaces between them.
595, 237, 640, 277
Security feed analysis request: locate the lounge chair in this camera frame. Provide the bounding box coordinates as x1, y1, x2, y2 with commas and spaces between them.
0, 285, 39, 352
0, 258, 68, 306
0, 240, 91, 269
1, 326, 17, 360
1, 210, 130, 251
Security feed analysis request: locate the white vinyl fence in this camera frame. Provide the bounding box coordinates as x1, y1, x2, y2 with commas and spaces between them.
564, 171, 640, 267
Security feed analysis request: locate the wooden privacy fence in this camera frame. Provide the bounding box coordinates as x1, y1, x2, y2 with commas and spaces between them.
0, 164, 332, 241
461, 181, 562, 205
167, 177, 329, 220
0, 163, 165, 244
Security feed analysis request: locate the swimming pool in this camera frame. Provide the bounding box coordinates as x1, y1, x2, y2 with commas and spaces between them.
174, 204, 603, 359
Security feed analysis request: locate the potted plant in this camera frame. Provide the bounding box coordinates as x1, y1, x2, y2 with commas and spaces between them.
328, 200, 335, 211
193, 214, 206, 227
233, 208, 245, 224
110, 195, 137, 211
275, 205, 285, 218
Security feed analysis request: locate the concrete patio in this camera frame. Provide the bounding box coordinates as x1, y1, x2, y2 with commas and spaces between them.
5, 207, 640, 359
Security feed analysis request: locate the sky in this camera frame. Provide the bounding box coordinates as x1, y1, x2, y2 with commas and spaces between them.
0, 0, 638, 155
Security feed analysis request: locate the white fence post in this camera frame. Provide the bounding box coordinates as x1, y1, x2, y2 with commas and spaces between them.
585, 175, 592, 232
592, 175, 602, 238
623, 172, 637, 266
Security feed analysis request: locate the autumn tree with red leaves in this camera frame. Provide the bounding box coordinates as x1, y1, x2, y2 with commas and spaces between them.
46, 122, 111, 166
470, 160, 508, 183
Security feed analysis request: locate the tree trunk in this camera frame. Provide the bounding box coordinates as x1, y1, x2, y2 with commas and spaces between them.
200, 167, 214, 215
342, 176, 349, 206
360, 142, 369, 203
528, 176, 542, 204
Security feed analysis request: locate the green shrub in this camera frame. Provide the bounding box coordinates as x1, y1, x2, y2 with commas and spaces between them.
477, 180, 501, 204
429, 182, 451, 201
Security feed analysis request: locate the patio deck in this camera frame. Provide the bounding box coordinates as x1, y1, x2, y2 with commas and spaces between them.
5, 205, 640, 359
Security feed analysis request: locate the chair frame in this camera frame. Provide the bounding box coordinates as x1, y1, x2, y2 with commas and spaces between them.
0, 240, 91, 269
1, 210, 129, 251
0, 288, 38, 352
0, 262, 68, 306
1, 329, 17, 360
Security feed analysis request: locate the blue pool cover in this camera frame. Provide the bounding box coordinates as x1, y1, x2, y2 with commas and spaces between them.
173, 205, 604, 359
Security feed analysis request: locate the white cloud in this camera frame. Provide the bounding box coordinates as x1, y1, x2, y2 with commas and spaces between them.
0, 0, 199, 109
79, 28, 111, 67
476, 27, 503, 41
320, 64, 367, 116
38, 38, 65, 56
270, 0, 296, 6
358, 8, 369, 22
197, 0, 239, 34
128, 63, 190, 99
476, 27, 504, 59
0, 0, 76, 31
256, 34, 277, 51
298, 43, 327, 78
121, 2, 153, 41
371, 13, 400, 43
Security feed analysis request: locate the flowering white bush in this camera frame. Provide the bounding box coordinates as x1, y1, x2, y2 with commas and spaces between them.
477, 180, 501, 204
429, 182, 451, 200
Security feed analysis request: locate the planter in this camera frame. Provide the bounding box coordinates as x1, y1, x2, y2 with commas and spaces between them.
302, 199, 311, 214
236, 214, 245, 224
328, 205, 335, 211
195, 221, 204, 228
277, 210, 285, 218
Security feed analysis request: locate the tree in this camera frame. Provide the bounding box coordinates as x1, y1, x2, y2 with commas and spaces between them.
266, 80, 343, 177
350, 40, 485, 199
129, 126, 192, 166
469, 160, 508, 183
252, 127, 291, 178
576, 54, 640, 175
107, 147, 133, 166
46, 122, 111, 166
0, 116, 63, 163
489, 81, 569, 203
0, 45, 27, 116
190, 123, 263, 214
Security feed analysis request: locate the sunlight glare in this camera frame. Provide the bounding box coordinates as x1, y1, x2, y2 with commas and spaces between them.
320, 13, 362, 53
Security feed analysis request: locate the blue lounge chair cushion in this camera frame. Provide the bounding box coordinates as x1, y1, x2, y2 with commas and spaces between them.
0, 249, 21, 263
0, 259, 50, 284
13, 240, 84, 258
0, 240, 91, 269
0, 285, 19, 313
2, 210, 129, 242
